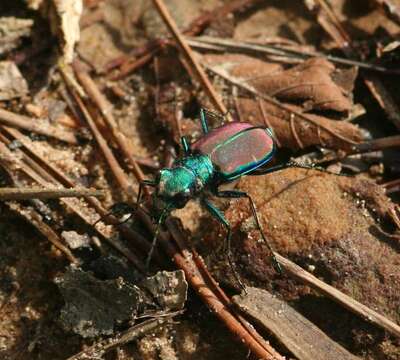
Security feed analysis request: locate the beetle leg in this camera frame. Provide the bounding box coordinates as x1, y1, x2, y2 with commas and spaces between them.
93, 180, 155, 227
251, 160, 350, 177
180, 136, 190, 155
199, 108, 210, 134
215, 190, 283, 275
137, 179, 156, 205
201, 197, 247, 291
145, 205, 169, 271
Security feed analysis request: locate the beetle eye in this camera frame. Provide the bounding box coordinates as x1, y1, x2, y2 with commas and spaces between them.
173, 192, 190, 208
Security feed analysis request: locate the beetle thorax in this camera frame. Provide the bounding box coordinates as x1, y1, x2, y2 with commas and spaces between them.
156, 155, 214, 209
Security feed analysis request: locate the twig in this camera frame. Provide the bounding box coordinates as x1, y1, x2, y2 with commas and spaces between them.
206, 64, 359, 145
0, 127, 146, 271
274, 252, 400, 338
110, 50, 159, 81
105, 0, 261, 74
7, 201, 78, 264
164, 219, 283, 360
187, 36, 400, 74
382, 178, 400, 194
152, 0, 228, 115
189, 248, 280, 356
66, 316, 175, 360
0, 108, 78, 144
351, 135, 400, 153
0, 187, 103, 201
73, 61, 147, 189
363, 77, 400, 131
71, 90, 132, 195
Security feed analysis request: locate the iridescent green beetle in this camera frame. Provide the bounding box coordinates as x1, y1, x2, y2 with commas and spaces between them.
138, 109, 332, 288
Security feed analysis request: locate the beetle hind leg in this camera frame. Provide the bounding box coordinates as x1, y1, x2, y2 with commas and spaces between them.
215, 190, 282, 275
201, 198, 247, 291
199, 108, 230, 134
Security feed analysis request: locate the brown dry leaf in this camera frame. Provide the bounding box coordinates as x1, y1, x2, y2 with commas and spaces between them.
203, 53, 363, 150
0, 17, 33, 56
0, 61, 28, 100
26, 0, 82, 64
237, 97, 363, 150
375, 0, 400, 25
204, 54, 355, 113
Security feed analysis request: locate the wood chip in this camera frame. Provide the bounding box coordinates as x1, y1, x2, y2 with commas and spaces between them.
234, 287, 360, 360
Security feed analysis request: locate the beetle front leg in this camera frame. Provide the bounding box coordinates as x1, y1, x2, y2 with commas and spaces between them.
214, 190, 282, 275
201, 197, 246, 291
93, 180, 156, 227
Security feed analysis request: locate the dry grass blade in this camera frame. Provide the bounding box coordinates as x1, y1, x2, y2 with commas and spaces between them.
0, 187, 104, 201
274, 253, 400, 338
151, 0, 228, 115
0, 108, 78, 144
106, 0, 261, 75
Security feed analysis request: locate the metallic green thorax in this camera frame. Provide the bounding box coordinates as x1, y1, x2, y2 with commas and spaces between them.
156, 154, 214, 209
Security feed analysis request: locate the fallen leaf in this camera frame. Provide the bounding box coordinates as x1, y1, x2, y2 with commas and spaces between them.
27, 0, 82, 64
0, 17, 33, 56
204, 54, 355, 113
0, 61, 28, 100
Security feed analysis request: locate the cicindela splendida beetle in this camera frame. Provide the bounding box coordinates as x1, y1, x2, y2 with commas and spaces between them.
98, 108, 344, 290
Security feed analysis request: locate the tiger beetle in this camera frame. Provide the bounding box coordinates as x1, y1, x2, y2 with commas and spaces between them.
126, 108, 344, 290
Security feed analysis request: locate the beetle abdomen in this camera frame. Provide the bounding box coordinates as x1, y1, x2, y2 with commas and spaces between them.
192, 123, 274, 181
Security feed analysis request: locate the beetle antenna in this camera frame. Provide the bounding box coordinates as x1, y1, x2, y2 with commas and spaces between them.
145, 205, 170, 270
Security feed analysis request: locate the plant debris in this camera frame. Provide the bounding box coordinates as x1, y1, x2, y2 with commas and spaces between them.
0, 61, 28, 100
55, 267, 187, 338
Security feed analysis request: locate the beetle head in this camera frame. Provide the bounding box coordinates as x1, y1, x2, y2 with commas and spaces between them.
155, 167, 195, 209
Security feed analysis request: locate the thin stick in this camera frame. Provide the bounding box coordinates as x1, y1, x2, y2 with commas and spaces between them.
73, 62, 147, 190
165, 219, 283, 360
0, 187, 103, 201
105, 0, 260, 74
351, 134, 400, 153
0, 108, 77, 144
110, 50, 158, 81
274, 252, 400, 338
0, 127, 146, 271
73, 92, 132, 195
151, 0, 228, 115
187, 36, 400, 74
7, 200, 78, 264
66, 316, 175, 360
